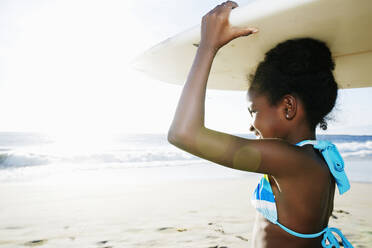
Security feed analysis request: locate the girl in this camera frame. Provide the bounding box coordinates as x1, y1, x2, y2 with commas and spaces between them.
167, 1, 353, 247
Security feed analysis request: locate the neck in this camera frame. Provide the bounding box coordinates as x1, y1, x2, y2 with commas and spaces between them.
285, 126, 316, 145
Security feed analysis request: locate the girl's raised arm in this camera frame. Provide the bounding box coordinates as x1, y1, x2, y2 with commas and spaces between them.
167, 1, 308, 177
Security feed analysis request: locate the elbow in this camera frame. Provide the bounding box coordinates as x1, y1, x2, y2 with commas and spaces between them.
167, 130, 196, 155
168, 126, 204, 148
167, 129, 185, 146
167, 128, 194, 149
167, 130, 177, 145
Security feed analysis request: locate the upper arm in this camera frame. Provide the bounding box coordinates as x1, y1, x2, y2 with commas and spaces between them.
168, 127, 308, 177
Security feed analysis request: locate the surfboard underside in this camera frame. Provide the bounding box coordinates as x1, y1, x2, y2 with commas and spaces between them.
133, 0, 372, 90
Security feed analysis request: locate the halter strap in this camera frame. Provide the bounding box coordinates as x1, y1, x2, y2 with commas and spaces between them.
296, 140, 317, 146
296, 140, 351, 195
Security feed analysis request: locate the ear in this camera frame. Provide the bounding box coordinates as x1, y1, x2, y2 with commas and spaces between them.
281, 94, 297, 120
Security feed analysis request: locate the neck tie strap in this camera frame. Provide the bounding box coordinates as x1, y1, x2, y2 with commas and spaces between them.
296, 140, 351, 195
313, 140, 350, 195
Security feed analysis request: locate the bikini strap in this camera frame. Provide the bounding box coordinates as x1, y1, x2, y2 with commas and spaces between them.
296, 140, 317, 146
296, 140, 351, 195
275, 222, 354, 248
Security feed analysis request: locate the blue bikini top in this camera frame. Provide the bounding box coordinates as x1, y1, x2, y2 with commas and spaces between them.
251, 140, 353, 248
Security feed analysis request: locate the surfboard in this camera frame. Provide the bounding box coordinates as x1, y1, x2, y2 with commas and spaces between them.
132, 0, 372, 90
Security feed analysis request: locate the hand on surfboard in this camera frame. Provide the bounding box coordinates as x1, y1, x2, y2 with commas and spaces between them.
200, 1, 258, 52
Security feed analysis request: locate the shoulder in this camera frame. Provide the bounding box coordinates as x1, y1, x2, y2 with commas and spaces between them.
253, 139, 318, 177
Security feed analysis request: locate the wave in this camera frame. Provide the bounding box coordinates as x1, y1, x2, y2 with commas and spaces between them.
1, 138, 372, 170
0, 149, 201, 169
335, 141, 372, 159
0, 153, 50, 169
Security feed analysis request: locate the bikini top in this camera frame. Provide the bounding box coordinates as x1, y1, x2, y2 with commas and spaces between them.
251, 140, 353, 248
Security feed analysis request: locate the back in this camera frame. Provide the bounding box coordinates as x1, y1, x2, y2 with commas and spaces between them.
251, 142, 339, 248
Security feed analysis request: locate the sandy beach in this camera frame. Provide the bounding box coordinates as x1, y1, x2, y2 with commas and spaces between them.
0, 177, 371, 248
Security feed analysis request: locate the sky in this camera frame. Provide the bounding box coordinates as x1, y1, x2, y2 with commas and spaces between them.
0, 0, 371, 135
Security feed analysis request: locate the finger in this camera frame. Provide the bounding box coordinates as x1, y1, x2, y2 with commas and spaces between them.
232, 27, 259, 39
207, 1, 237, 17
223, 1, 238, 9
206, 3, 222, 15
219, 1, 238, 18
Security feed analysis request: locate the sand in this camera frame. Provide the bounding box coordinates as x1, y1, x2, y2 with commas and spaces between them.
0, 177, 371, 248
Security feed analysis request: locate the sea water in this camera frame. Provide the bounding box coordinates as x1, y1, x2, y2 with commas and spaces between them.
0, 132, 371, 184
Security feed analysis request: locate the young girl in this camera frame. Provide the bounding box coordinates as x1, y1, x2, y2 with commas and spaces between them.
167, 1, 353, 247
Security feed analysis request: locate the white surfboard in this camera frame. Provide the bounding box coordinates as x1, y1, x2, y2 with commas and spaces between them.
132, 0, 372, 90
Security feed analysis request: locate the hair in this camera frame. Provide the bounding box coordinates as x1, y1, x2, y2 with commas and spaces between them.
248, 37, 338, 130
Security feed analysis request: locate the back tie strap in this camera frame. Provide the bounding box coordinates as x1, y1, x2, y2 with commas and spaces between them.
322, 227, 354, 248
276, 222, 354, 248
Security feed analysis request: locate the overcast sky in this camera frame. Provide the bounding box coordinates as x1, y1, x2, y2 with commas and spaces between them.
0, 0, 371, 135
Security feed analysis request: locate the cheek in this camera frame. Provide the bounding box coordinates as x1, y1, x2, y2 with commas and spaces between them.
252, 114, 266, 133
252, 116, 259, 128
250, 114, 258, 128
254, 113, 278, 135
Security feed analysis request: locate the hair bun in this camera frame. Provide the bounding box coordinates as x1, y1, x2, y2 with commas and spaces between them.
265, 38, 335, 76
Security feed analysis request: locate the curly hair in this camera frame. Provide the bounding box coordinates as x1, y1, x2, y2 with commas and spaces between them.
248, 37, 338, 130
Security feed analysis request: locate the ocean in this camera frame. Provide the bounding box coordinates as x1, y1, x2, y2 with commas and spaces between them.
0, 132, 371, 184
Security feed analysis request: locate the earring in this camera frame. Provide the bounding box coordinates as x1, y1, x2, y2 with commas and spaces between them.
286, 113, 290, 119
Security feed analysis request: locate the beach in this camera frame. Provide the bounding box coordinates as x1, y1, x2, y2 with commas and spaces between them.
1, 177, 371, 248
1, 133, 372, 247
